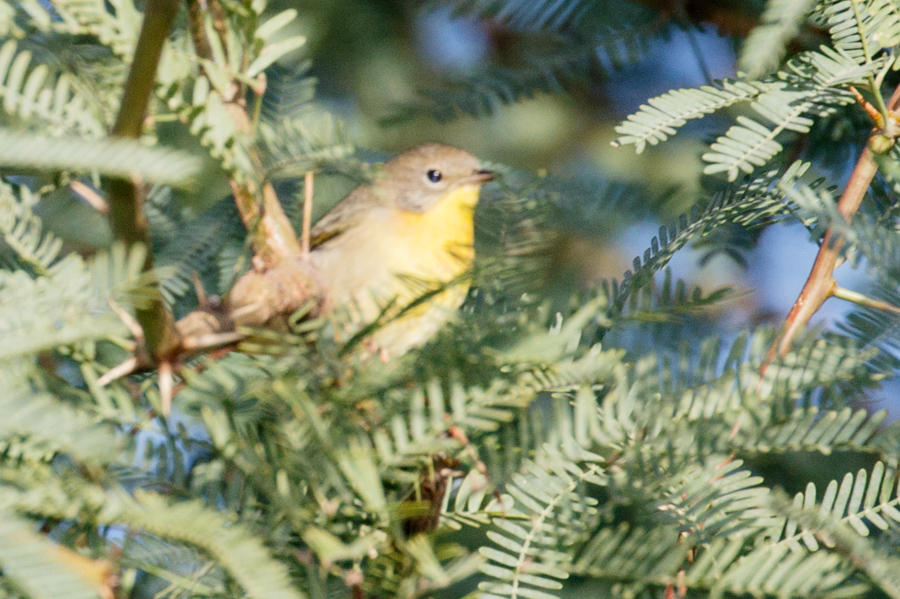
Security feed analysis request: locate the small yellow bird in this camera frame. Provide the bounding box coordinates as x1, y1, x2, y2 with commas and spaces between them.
308, 143, 493, 356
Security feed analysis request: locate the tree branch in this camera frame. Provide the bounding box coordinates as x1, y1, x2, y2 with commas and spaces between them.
107, 0, 181, 359
184, 0, 303, 268
768, 82, 900, 364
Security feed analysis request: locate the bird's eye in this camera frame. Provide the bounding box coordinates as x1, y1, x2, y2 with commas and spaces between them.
426, 169, 442, 183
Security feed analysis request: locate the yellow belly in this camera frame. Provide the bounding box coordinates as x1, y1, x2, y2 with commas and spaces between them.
310, 185, 480, 355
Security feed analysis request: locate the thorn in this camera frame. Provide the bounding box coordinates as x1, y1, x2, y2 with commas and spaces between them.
253, 71, 267, 96
180, 331, 247, 351
96, 356, 139, 387
229, 302, 265, 322
302, 171, 314, 259
159, 361, 174, 417
728, 413, 742, 440
833, 285, 900, 315
850, 86, 884, 126
192, 272, 208, 306
70, 181, 109, 214
108, 299, 143, 340
361, 338, 378, 358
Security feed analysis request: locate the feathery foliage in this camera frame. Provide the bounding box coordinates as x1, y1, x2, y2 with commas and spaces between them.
4, 0, 900, 599
740, 0, 818, 77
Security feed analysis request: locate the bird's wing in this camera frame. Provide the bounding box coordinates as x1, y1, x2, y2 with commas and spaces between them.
309, 188, 371, 249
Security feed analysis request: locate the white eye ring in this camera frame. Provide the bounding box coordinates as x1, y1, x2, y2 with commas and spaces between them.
427, 169, 442, 183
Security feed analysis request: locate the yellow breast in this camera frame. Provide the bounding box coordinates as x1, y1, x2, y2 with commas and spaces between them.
311, 184, 480, 355
393, 184, 479, 279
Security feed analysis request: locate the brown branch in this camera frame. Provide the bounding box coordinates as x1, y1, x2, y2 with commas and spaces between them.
227, 177, 304, 266
184, 0, 212, 58
769, 149, 875, 361
207, 0, 230, 61
768, 83, 900, 365
629, 0, 760, 37
184, 0, 303, 268
99, 0, 317, 395
107, 0, 181, 359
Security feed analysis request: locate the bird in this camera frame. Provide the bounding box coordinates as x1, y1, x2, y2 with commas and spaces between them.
308, 142, 494, 357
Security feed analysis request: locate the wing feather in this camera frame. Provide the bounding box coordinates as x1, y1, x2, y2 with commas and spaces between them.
309, 186, 377, 248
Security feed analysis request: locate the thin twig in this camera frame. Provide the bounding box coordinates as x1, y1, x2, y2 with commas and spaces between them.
302, 171, 314, 259
184, 0, 212, 59
183, 0, 303, 269
108, 298, 143, 339
192, 271, 208, 306
768, 148, 875, 361
228, 178, 304, 267
207, 0, 230, 61
767, 82, 900, 365
849, 0, 891, 124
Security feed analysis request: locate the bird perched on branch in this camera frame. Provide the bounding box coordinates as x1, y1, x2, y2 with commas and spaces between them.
308, 142, 494, 357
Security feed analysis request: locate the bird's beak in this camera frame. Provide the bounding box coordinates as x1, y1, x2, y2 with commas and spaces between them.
467, 169, 495, 184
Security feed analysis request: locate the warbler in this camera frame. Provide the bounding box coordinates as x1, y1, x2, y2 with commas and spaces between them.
308, 142, 494, 356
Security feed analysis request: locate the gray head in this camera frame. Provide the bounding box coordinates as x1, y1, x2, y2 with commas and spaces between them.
378, 143, 494, 213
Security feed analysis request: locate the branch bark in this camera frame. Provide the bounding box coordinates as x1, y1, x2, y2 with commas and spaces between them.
184, 0, 303, 268
107, 0, 181, 359
769, 82, 900, 363
174, 0, 321, 333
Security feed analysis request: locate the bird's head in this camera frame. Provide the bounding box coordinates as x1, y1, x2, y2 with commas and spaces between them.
380, 142, 494, 213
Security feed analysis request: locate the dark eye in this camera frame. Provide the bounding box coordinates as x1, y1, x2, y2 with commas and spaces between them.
427, 169, 442, 183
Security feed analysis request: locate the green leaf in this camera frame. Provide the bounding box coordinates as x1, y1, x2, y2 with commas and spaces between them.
246, 37, 306, 78
740, 0, 817, 77
0, 512, 103, 599
0, 129, 203, 186
255, 9, 298, 41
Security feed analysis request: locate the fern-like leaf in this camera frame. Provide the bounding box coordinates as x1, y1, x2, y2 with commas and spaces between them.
613, 79, 769, 153
824, 0, 900, 63
610, 163, 807, 309
0, 511, 105, 599
478, 450, 603, 599
0, 40, 105, 136
121, 491, 305, 599
0, 243, 145, 360
703, 48, 873, 180
0, 129, 202, 186
739, 0, 818, 77
0, 179, 61, 273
